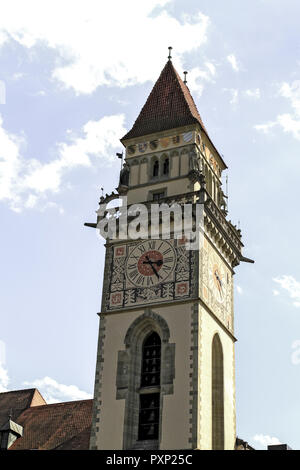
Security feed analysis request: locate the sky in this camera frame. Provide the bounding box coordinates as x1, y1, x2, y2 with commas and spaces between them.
0, 0, 300, 450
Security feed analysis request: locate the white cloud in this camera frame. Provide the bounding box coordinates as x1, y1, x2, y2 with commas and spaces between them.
253, 434, 281, 448
223, 88, 239, 105
12, 72, 25, 81
273, 289, 280, 296
0, 80, 6, 104
273, 275, 300, 307
23, 376, 92, 404
227, 54, 239, 72
205, 62, 216, 76
0, 1, 210, 95
255, 81, 300, 140
0, 113, 126, 212
291, 340, 300, 365
0, 341, 9, 393
236, 285, 243, 295
254, 121, 277, 134
0, 366, 9, 393
277, 113, 300, 140
280, 81, 300, 114
186, 62, 216, 95
245, 88, 261, 99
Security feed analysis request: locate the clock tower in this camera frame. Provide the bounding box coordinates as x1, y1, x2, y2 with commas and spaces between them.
88, 55, 253, 450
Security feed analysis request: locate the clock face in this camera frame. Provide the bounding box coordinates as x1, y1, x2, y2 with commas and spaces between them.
209, 260, 225, 304
125, 240, 176, 288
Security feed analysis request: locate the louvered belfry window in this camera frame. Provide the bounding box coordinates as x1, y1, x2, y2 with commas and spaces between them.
138, 332, 161, 440
141, 332, 161, 387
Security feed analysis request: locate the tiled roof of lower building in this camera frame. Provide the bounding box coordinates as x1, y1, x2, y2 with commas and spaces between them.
9, 399, 93, 450
0, 388, 46, 428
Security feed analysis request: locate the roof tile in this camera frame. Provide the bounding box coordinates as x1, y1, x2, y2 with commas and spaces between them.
0, 388, 46, 428
10, 399, 93, 450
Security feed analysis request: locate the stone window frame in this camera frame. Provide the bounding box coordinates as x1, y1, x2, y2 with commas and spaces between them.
148, 187, 168, 201
160, 153, 170, 177
212, 333, 224, 450
116, 308, 175, 450
149, 152, 174, 183
151, 156, 160, 179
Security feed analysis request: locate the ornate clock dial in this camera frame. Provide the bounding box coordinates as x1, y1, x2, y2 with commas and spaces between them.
126, 240, 176, 288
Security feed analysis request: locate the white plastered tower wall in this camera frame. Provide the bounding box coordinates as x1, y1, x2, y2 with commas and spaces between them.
90, 283, 236, 450
92, 303, 194, 450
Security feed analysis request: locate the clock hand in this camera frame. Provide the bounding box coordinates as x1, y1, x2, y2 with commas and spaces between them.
151, 266, 160, 279
153, 260, 163, 267
143, 259, 163, 267
143, 256, 160, 279
214, 270, 223, 297
214, 270, 221, 283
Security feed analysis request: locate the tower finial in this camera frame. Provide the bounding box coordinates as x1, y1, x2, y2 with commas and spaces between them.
168, 46, 172, 61
183, 71, 188, 84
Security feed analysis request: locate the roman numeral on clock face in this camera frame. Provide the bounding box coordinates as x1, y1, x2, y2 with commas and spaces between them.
147, 276, 154, 286
162, 265, 171, 272
127, 263, 136, 270
136, 275, 145, 286
129, 269, 139, 281
148, 241, 156, 250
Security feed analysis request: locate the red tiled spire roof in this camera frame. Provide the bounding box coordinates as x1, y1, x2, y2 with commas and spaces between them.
122, 60, 208, 141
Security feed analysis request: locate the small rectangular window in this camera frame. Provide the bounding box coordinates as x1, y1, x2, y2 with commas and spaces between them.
152, 192, 165, 201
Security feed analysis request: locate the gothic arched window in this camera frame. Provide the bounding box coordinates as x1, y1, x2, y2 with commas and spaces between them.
117, 311, 175, 450
153, 159, 159, 177
212, 334, 224, 450
208, 171, 213, 197
163, 158, 169, 176
138, 332, 161, 441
